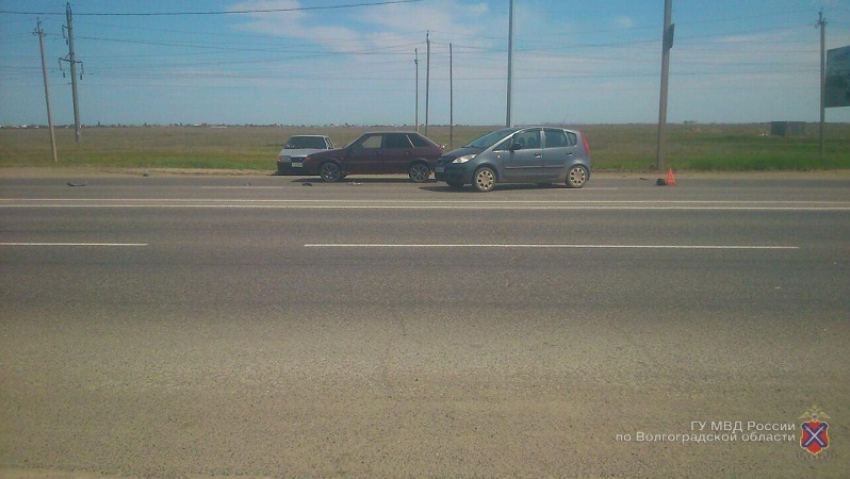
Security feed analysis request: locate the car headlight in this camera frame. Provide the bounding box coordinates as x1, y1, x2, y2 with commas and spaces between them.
452, 154, 476, 164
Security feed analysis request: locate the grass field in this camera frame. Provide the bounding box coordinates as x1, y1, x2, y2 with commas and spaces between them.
1, 123, 848, 172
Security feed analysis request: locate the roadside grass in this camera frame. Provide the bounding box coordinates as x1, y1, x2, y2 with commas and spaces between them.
1, 123, 848, 172
580, 123, 850, 171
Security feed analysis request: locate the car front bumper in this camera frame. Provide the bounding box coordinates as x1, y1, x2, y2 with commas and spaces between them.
434, 163, 473, 184
277, 160, 312, 175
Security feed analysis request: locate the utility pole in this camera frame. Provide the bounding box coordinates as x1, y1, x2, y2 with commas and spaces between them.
506, 0, 514, 127
449, 43, 454, 149
818, 10, 827, 163
425, 31, 430, 136
62, 2, 82, 143
35, 18, 58, 164
414, 49, 420, 132
656, 0, 673, 171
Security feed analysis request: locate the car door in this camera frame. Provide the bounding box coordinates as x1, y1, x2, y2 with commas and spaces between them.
380, 133, 414, 173
541, 128, 578, 180
344, 134, 383, 174
502, 128, 543, 181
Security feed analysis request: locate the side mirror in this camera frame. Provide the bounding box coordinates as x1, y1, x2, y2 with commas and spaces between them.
509, 143, 523, 151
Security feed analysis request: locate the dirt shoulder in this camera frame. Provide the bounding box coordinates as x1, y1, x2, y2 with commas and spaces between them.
0, 167, 264, 178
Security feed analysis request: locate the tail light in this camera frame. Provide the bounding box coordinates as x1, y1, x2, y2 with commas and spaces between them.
581, 134, 591, 158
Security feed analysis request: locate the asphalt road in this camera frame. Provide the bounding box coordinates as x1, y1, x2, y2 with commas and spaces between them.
1, 172, 849, 478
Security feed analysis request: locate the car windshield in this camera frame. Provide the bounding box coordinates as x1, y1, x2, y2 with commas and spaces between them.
285, 137, 327, 149
344, 135, 362, 148
463, 128, 517, 149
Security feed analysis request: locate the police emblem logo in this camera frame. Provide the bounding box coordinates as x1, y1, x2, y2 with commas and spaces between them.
799, 405, 830, 455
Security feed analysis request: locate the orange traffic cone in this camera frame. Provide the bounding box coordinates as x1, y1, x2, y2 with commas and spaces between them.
666, 168, 676, 186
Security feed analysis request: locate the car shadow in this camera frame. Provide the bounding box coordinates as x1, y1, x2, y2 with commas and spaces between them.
419, 183, 568, 193
287, 177, 439, 185
278, 175, 570, 191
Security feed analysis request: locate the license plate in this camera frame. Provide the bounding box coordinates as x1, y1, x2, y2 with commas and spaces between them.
435, 166, 444, 173
291, 162, 303, 168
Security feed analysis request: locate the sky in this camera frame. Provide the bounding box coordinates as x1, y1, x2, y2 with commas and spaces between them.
1, 0, 849, 126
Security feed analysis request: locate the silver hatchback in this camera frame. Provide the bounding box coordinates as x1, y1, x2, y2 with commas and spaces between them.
434, 127, 592, 192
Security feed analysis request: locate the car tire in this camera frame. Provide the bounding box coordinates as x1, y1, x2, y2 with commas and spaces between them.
471, 166, 496, 192
319, 162, 343, 183
566, 165, 588, 188
408, 163, 431, 183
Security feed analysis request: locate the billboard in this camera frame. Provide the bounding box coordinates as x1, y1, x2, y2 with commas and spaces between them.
825, 46, 850, 108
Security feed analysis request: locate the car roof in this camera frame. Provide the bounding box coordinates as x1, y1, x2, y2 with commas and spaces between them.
510, 126, 579, 131
361, 131, 423, 135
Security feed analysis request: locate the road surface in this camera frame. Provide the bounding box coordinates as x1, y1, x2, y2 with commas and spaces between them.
2, 171, 849, 478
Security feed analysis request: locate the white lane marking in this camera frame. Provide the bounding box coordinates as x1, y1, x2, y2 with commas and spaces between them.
0, 243, 148, 247
199, 186, 623, 191
1, 198, 848, 211
304, 244, 799, 250
3, 207, 849, 212
2, 199, 848, 205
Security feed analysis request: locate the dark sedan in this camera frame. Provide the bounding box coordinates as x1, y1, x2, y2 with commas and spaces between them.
301, 131, 443, 183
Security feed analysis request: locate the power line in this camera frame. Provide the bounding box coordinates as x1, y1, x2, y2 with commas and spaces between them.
71, 33, 418, 55
0, 0, 423, 16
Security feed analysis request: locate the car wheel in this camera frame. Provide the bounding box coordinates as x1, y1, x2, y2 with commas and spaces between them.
566, 165, 588, 188
319, 162, 343, 182
408, 163, 431, 183
472, 166, 496, 192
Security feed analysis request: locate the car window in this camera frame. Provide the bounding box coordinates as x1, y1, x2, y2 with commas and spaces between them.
493, 137, 513, 151
514, 129, 541, 149
384, 134, 412, 149
356, 135, 382, 149
543, 129, 571, 148
408, 134, 430, 148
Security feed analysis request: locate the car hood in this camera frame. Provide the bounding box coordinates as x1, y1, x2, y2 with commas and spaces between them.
439, 147, 483, 161
278, 148, 331, 158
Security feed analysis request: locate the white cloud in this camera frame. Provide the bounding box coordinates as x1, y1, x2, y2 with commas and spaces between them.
229, 0, 496, 54
229, 0, 308, 28
230, 0, 364, 52
358, 0, 486, 31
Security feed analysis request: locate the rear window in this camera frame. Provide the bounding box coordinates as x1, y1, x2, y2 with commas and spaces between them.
287, 136, 328, 149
